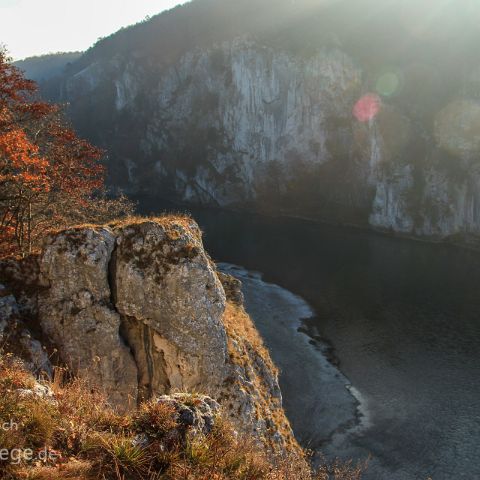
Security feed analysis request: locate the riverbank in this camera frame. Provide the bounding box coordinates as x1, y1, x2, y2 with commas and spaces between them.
219, 261, 480, 480
218, 264, 364, 452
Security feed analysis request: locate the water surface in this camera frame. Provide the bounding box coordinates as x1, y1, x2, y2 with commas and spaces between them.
139, 197, 480, 479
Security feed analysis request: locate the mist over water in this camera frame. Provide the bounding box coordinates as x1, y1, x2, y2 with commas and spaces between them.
138, 196, 480, 479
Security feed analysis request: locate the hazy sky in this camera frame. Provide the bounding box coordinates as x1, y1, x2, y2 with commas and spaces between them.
1, 0, 187, 60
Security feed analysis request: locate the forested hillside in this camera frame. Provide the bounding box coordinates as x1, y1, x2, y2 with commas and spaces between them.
14, 52, 82, 81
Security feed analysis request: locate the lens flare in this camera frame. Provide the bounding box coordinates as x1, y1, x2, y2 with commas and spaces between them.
376, 72, 401, 97
353, 94, 381, 123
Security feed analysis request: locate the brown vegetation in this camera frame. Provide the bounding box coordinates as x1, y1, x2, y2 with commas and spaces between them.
0, 354, 365, 480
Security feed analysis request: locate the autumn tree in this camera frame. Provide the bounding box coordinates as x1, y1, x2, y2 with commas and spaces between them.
0, 49, 133, 257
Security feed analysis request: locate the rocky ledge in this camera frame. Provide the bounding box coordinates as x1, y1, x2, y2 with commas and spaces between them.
0, 216, 297, 454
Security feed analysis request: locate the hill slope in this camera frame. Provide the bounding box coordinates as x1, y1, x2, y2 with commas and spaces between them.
14, 52, 82, 81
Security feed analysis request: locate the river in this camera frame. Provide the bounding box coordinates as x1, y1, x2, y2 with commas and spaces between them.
137, 197, 480, 480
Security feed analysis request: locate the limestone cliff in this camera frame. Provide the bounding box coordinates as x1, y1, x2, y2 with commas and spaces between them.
32, 0, 480, 243
24, 0, 480, 239
0, 217, 297, 453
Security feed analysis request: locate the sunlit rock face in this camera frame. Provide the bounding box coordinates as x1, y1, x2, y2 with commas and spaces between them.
44, 0, 480, 242
24, 218, 296, 453
38, 228, 139, 409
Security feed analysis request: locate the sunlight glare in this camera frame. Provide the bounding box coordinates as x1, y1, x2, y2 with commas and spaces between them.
353, 94, 381, 123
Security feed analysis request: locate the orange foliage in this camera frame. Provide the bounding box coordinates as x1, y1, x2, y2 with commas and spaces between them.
0, 49, 111, 257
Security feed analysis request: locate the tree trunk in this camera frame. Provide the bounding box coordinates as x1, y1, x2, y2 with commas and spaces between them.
27, 200, 32, 255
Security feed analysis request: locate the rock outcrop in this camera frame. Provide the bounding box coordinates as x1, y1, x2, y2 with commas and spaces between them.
0, 284, 52, 377
111, 220, 227, 403
131, 393, 223, 452
37, 227, 138, 409
1, 217, 297, 453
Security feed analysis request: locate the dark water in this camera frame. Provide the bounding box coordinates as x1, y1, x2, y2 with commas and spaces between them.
138, 197, 480, 479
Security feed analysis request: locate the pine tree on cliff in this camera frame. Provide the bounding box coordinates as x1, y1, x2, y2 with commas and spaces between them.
0, 49, 132, 257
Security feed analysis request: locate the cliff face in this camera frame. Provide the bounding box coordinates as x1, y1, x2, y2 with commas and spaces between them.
62, 40, 371, 219
1, 217, 296, 453
35, 0, 480, 241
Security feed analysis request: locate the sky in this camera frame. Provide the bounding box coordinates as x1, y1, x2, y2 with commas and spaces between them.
0, 0, 187, 60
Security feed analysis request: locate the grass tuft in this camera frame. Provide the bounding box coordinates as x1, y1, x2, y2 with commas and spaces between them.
0, 345, 365, 480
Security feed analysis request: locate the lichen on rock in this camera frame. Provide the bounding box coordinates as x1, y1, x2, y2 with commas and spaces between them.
112, 219, 228, 403
37, 226, 139, 409
3, 216, 298, 454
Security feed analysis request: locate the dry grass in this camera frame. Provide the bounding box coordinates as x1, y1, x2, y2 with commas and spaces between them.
0, 353, 365, 480
223, 302, 278, 377
108, 213, 194, 230
43, 214, 200, 245
108, 214, 202, 245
